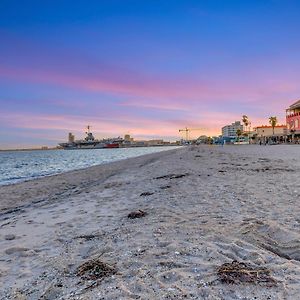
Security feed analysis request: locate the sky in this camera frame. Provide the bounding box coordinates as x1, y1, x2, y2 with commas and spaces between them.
1, 0, 300, 148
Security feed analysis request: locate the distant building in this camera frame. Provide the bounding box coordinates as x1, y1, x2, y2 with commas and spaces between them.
286, 100, 300, 136
253, 125, 287, 144
124, 134, 134, 142
222, 121, 243, 138
145, 139, 164, 146
254, 125, 287, 137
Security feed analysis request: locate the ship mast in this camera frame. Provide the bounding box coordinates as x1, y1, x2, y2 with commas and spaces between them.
86, 125, 91, 134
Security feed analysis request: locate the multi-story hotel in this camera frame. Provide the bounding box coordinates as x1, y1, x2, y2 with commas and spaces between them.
286, 100, 300, 136
222, 121, 243, 138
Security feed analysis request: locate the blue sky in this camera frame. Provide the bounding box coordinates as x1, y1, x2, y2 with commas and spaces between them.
1, 0, 300, 148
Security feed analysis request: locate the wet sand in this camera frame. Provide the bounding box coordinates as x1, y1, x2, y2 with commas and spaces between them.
1, 145, 300, 299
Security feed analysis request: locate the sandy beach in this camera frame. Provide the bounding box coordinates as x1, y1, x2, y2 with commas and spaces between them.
1, 145, 300, 299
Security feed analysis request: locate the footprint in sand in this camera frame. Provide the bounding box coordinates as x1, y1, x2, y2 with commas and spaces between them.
240, 220, 300, 261
5, 247, 37, 257
4, 234, 16, 240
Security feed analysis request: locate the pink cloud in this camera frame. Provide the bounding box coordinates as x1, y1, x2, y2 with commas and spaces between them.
1, 33, 300, 114
119, 99, 188, 111
0, 65, 211, 100
0, 110, 184, 140
1, 64, 299, 121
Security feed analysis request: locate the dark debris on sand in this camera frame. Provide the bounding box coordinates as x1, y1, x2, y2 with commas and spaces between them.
154, 173, 189, 180
140, 192, 154, 196
160, 185, 171, 190
217, 261, 277, 286
74, 234, 102, 241
128, 210, 147, 219
76, 258, 116, 281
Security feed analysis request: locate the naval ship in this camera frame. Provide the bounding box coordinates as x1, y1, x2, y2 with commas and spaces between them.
59, 126, 124, 150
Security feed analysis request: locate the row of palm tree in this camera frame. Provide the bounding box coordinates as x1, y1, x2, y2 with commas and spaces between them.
236, 115, 278, 142
235, 115, 251, 143
242, 115, 250, 133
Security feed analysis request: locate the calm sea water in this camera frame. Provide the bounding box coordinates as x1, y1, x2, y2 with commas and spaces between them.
0, 146, 180, 186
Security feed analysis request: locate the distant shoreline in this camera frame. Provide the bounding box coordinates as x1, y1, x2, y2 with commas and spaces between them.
0, 147, 60, 152
0, 144, 180, 152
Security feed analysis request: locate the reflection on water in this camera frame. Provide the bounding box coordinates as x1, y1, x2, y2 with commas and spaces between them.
0, 146, 180, 186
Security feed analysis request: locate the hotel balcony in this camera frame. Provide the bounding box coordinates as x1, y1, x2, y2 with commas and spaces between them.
286, 100, 300, 134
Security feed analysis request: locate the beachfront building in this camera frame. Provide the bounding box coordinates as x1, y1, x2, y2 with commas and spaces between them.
254, 125, 287, 144
222, 121, 243, 138
286, 100, 300, 141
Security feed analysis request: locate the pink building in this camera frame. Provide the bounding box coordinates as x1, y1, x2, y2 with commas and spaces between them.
286, 100, 300, 136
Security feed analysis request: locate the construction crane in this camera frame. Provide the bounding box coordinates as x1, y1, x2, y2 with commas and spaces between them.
178, 127, 203, 141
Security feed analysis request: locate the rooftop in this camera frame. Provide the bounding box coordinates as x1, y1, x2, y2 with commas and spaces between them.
254, 125, 287, 129
288, 100, 300, 110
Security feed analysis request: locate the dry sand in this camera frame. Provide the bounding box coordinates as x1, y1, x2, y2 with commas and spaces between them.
0, 145, 300, 299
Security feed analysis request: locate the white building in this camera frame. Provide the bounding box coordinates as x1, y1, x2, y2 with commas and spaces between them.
222, 121, 243, 137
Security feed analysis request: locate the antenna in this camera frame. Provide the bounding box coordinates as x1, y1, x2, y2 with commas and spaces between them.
86, 125, 91, 134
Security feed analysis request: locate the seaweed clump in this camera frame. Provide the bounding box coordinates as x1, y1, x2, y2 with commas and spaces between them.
128, 209, 147, 219
217, 261, 276, 285
76, 258, 116, 281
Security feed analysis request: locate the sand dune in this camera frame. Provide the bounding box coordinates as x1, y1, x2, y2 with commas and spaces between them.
0, 145, 300, 299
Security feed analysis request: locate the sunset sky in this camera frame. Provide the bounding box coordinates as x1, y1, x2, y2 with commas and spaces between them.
1, 0, 300, 148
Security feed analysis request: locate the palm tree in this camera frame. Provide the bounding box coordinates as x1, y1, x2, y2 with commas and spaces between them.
236, 128, 242, 144
269, 116, 278, 136
242, 115, 250, 143
242, 115, 249, 130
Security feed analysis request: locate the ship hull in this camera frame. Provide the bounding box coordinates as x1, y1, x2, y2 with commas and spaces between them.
59, 142, 120, 150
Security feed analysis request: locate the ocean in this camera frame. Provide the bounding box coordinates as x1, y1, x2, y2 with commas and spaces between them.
0, 146, 179, 186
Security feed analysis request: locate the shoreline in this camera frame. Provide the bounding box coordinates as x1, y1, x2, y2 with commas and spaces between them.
0, 145, 181, 189
1, 145, 300, 299
0, 144, 180, 152
0, 147, 182, 213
